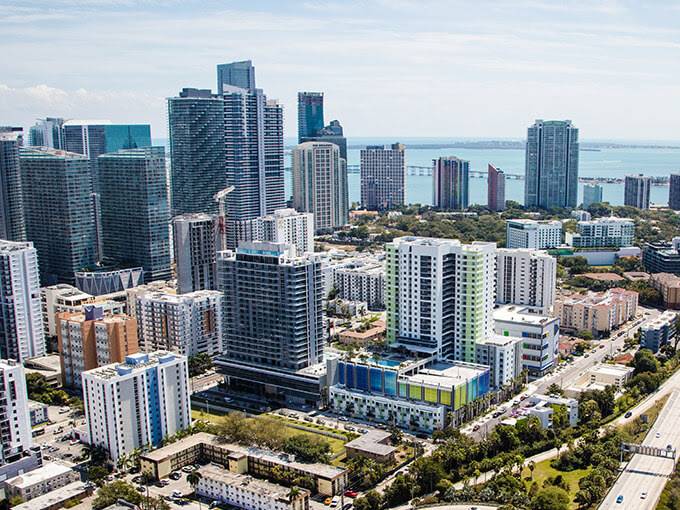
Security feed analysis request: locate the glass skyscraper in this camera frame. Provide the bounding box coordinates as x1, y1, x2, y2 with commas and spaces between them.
433, 156, 469, 210
216, 60, 256, 92
524, 119, 579, 210
0, 132, 26, 241
297, 92, 325, 142
20, 148, 96, 285
97, 147, 171, 282
582, 183, 603, 208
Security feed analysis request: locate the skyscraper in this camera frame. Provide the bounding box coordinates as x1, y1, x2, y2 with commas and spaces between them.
168, 88, 226, 217
20, 148, 96, 285
524, 120, 579, 209
0, 241, 44, 361
624, 174, 651, 209
386, 237, 496, 362
487, 163, 506, 212
172, 213, 217, 294
670, 174, 680, 211
582, 183, 603, 208
297, 92, 325, 142
360, 143, 406, 210
234, 208, 314, 257
0, 360, 32, 465
27, 118, 64, 149
216, 60, 256, 92
217, 241, 324, 371
496, 248, 557, 314
0, 132, 26, 241
292, 141, 348, 233
433, 156, 469, 210
97, 147, 171, 282
82, 351, 191, 462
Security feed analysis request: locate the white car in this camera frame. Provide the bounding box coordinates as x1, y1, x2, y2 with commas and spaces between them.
641, 491, 648, 499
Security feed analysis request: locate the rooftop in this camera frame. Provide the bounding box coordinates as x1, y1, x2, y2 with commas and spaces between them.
5, 462, 73, 489
0, 240, 35, 253
589, 364, 634, 378
19, 147, 88, 160
506, 218, 562, 226
493, 305, 556, 326
406, 361, 488, 388
198, 466, 307, 501
12, 482, 88, 510
344, 430, 396, 457
581, 272, 625, 282
84, 351, 182, 380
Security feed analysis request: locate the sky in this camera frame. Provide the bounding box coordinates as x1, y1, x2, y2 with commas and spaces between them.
2, 0, 680, 141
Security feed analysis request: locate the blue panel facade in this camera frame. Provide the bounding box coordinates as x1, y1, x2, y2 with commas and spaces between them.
355, 365, 369, 391
346, 364, 355, 388
384, 371, 397, 396
338, 361, 346, 385
369, 368, 383, 393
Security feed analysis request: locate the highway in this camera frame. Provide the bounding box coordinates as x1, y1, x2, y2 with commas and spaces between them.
599, 388, 680, 509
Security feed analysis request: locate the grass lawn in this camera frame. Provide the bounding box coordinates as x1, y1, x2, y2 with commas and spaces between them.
521, 459, 591, 510
191, 409, 347, 457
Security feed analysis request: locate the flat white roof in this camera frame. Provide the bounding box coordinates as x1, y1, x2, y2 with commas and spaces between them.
493, 305, 556, 326
12, 482, 87, 510
6, 463, 73, 489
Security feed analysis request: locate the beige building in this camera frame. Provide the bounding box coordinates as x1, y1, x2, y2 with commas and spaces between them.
3, 463, 79, 501
139, 432, 347, 496
650, 273, 680, 310
197, 466, 310, 510
555, 288, 638, 336
564, 363, 634, 398
57, 307, 138, 388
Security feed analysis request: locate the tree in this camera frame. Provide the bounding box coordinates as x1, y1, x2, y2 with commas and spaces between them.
187, 471, 203, 510
576, 330, 594, 341
531, 486, 570, 510
528, 460, 536, 480
92, 481, 143, 510
382, 473, 417, 508
283, 435, 331, 463
88, 465, 110, 486
410, 456, 445, 494
8, 496, 24, 508
188, 353, 214, 377
547, 383, 564, 397
579, 399, 602, 425
633, 349, 659, 374
353, 490, 383, 510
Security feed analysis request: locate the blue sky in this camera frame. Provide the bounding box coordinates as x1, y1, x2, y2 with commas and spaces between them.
2, 0, 680, 141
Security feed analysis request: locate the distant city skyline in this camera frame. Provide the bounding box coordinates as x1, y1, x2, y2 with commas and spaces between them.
3, 1, 680, 141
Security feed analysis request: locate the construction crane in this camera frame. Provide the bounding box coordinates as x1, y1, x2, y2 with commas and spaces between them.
214, 186, 235, 251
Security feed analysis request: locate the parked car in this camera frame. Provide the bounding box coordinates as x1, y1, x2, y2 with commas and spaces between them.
624, 411, 632, 418
616, 495, 624, 504
170, 472, 182, 480
344, 490, 358, 498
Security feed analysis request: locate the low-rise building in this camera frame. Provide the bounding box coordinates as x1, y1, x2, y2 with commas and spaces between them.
139, 432, 347, 496
527, 394, 579, 428
650, 273, 680, 310
197, 466, 310, 510
565, 217, 635, 248
643, 238, 680, 275
493, 305, 560, 379
328, 355, 491, 432
327, 299, 368, 318
570, 210, 591, 221
344, 430, 396, 464
554, 288, 638, 336
3, 462, 79, 501
640, 311, 678, 353
338, 320, 386, 345
11, 482, 92, 510
27, 400, 48, 427
563, 363, 634, 398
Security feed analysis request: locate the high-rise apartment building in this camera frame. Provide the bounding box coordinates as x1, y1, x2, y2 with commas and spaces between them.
57, 306, 138, 388
235, 208, 315, 256
0, 360, 32, 466
505, 219, 562, 249
292, 142, 348, 234
624, 174, 651, 209
300, 120, 347, 161
385, 237, 496, 362
20, 148, 96, 285
487, 163, 506, 212
0, 241, 44, 361
496, 248, 557, 314
669, 175, 680, 211
524, 120, 579, 209
582, 183, 603, 208
297, 92, 325, 142
82, 351, 191, 462
217, 241, 324, 371
97, 147, 171, 281
27, 118, 64, 149
217, 60, 256, 92
565, 217, 635, 248
433, 157, 469, 210
173, 214, 217, 294
128, 290, 223, 357
0, 132, 26, 241
168, 88, 226, 217
360, 144, 406, 210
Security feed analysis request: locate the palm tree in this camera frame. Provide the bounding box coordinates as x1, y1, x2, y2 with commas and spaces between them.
528, 460, 536, 480
187, 471, 203, 510
287, 486, 301, 503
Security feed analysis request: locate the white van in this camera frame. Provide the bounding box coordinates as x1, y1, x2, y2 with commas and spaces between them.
330, 496, 340, 508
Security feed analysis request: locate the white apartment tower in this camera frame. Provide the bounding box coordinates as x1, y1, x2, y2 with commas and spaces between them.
82, 351, 190, 462
0, 241, 45, 361
128, 290, 223, 356
234, 208, 314, 256
565, 217, 635, 249
292, 142, 348, 234
0, 360, 32, 465
505, 219, 562, 249
386, 237, 496, 362
173, 213, 217, 294
496, 248, 557, 314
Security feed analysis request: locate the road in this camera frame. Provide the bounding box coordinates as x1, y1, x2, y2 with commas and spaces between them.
599, 388, 680, 509
462, 308, 660, 441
